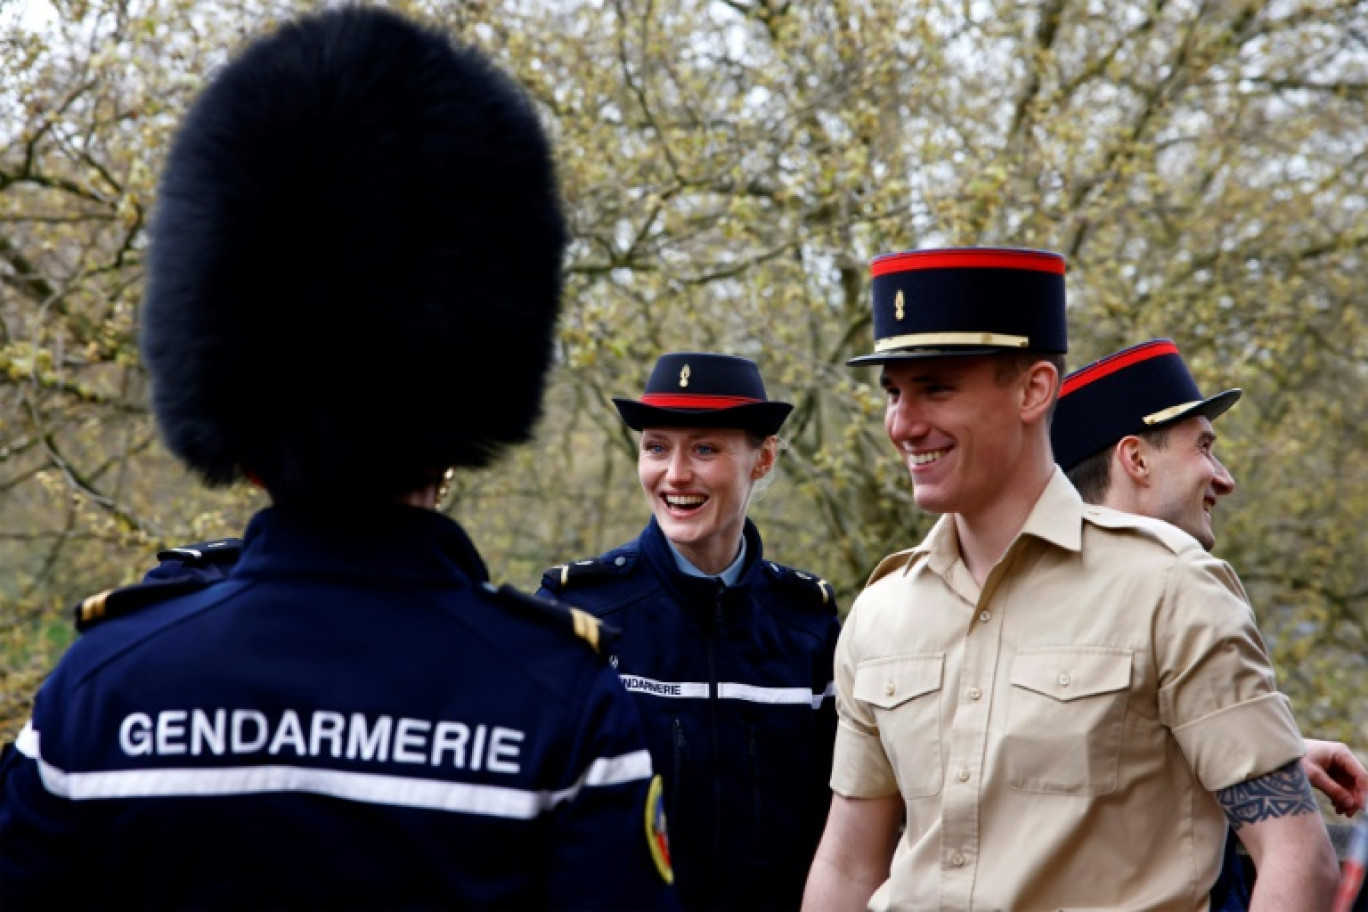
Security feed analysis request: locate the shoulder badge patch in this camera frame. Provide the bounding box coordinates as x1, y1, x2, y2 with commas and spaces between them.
487, 583, 622, 655
645, 773, 673, 884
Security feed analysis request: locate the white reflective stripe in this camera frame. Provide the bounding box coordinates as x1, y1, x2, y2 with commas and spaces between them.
581, 749, 654, 788
38, 762, 544, 818
621, 675, 831, 707
29, 748, 654, 820
548, 748, 655, 809
16, 721, 38, 758
717, 682, 814, 706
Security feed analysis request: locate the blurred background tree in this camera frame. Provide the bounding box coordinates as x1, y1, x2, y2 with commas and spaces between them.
2, 0, 1364, 763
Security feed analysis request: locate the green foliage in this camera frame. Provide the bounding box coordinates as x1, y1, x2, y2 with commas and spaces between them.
2, 0, 1364, 764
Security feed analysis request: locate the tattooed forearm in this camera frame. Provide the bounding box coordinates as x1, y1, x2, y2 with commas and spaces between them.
1218, 759, 1319, 830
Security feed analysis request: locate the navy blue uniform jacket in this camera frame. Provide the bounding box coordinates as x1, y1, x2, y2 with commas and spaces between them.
540, 517, 840, 912
0, 503, 675, 910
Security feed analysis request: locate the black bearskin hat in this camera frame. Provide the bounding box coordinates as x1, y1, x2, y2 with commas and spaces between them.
141, 6, 566, 502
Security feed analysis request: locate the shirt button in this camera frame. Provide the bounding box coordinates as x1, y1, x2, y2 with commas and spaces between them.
978, 610, 991, 623
957, 769, 970, 782
968, 686, 982, 700
951, 853, 966, 867
614, 556, 627, 567
885, 681, 896, 696
1058, 672, 1071, 687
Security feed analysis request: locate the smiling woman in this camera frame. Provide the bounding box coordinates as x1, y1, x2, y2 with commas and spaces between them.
636, 426, 775, 575
539, 351, 843, 912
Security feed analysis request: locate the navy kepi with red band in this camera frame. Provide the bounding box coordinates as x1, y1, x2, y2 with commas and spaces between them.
848, 247, 1068, 366
613, 352, 793, 436
1052, 339, 1242, 471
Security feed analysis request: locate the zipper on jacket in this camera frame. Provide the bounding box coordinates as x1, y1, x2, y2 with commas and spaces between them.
670, 716, 686, 821
707, 583, 725, 898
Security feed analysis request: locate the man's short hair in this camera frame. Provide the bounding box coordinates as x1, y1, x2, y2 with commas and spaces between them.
993, 351, 1067, 386
993, 351, 1067, 425
1066, 425, 1172, 503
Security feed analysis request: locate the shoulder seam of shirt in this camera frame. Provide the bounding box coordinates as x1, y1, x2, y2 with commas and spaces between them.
1082, 505, 1203, 555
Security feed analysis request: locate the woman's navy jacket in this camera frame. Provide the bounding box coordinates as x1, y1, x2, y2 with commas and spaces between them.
540, 517, 840, 912
0, 504, 675, 910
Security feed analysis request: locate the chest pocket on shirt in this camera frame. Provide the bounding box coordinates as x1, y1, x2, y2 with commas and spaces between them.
853, 654, 944, 798
1005, 647, 1132, 795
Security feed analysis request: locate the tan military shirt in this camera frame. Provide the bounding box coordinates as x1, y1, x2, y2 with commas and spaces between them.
831, 469, 1304, 911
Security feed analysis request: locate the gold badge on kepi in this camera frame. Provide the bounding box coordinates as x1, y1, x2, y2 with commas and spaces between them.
644, 774, 673, 884
678, 364, 690, 388
894, 289, 905, 320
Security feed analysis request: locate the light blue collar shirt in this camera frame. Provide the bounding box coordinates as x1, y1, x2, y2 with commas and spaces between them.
666, 535, 747, 587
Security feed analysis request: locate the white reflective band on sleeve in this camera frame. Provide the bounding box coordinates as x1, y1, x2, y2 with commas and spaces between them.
30, 748, 655, 820
547, 748, 655, 810
580, 749, 655, 788
621, 675, 832, 708
16, 721, 39, 758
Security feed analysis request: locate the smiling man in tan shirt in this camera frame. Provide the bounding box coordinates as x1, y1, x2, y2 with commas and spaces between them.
1052, 338, 1367, 908
803, 248, 1339, 911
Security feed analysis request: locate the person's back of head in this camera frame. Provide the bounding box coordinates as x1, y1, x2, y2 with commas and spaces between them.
141, 6, 566, 503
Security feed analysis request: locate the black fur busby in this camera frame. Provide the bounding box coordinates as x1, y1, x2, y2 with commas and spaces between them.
141, 6, 566, 501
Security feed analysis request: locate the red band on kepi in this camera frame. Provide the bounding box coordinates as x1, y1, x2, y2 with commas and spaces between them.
870, 248, 1067, 278
1060, 340, 1179, 397
640, 394, 763, 409
849, 246, 1068, 367
613, 352, 793, 436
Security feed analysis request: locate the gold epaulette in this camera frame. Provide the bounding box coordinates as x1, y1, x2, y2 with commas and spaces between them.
72, 578, 214, 632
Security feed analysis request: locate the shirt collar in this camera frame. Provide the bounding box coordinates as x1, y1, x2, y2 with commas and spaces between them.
1018, 466, 1085, 553
912, 466, 1084, 575
666, 534, 748, 587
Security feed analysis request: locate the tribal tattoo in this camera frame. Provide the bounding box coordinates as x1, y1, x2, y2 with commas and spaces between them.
1218, 759, 1319, 830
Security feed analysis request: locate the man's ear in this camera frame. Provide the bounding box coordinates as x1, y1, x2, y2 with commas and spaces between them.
1114, 435, 1151, 486
1020, 360, 1058, 425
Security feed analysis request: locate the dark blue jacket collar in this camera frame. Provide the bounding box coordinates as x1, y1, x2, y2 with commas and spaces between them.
233, 503, 491, 587
639, 515, 766, 611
